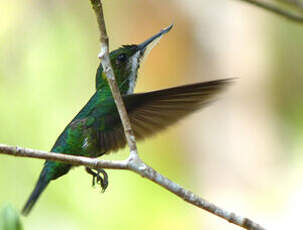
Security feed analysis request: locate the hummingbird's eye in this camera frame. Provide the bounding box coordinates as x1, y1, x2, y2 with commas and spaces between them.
117, 53, 127, 63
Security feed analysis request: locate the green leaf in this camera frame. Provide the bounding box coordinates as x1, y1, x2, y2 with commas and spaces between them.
0, 204, 23, 230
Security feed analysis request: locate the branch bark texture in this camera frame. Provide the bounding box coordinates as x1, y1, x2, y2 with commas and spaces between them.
0, 144, 266, 230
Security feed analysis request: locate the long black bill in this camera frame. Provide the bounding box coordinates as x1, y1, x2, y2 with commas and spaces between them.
137, 24, 173, 52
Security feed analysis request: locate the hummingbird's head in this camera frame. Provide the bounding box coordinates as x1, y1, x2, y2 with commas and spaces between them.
96, 24, 173, 94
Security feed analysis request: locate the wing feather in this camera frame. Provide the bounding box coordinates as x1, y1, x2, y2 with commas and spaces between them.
98, 78, 233, 154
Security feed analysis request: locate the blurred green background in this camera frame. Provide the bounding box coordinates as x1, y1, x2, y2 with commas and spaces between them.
1, 0, 303, 229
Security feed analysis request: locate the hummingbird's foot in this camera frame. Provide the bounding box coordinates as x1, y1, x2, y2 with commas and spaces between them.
85, 167, 108, 192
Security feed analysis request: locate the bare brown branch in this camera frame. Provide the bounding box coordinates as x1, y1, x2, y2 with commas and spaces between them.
237, 0, 303, 22
276, 0, 303, 12
0, 144, 266, 230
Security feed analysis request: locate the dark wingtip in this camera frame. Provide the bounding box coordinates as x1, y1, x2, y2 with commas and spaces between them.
200, 77, 236, 88
212, 77, 237, 88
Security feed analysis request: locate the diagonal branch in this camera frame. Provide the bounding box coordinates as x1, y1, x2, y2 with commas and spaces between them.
0, 144, 266, 230
236, 0, 303, 22
276, 0, 303, 12
90, 0, 138, 156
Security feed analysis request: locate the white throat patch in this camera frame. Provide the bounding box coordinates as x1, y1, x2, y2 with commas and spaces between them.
127, 51, 141, 94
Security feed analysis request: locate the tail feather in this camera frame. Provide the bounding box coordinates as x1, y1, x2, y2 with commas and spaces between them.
22, 167, 50, 216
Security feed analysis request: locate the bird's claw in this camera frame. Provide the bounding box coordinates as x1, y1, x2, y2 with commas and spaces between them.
85, 167, 108, 192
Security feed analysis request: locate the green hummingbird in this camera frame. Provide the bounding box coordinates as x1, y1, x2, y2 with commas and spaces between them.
22, 25, 232, 215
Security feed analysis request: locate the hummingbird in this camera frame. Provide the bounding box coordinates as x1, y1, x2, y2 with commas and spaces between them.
22, 24, 232, 215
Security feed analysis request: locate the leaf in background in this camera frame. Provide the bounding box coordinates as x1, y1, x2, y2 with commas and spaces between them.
0, 204, 23, 230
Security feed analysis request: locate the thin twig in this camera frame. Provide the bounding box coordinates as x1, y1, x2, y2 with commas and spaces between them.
0, 144, 128, 169
0, 144, 266, 230
276, 0, 303, 12
90, 0, 138, 156
237, 0, 303, 22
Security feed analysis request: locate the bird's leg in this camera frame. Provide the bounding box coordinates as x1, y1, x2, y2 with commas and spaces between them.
85, 167, 108, 192
97, 168, 108, 192
85, 167, 97, 186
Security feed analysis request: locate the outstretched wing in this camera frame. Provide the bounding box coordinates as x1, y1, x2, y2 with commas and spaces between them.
96, 78, 233, 154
